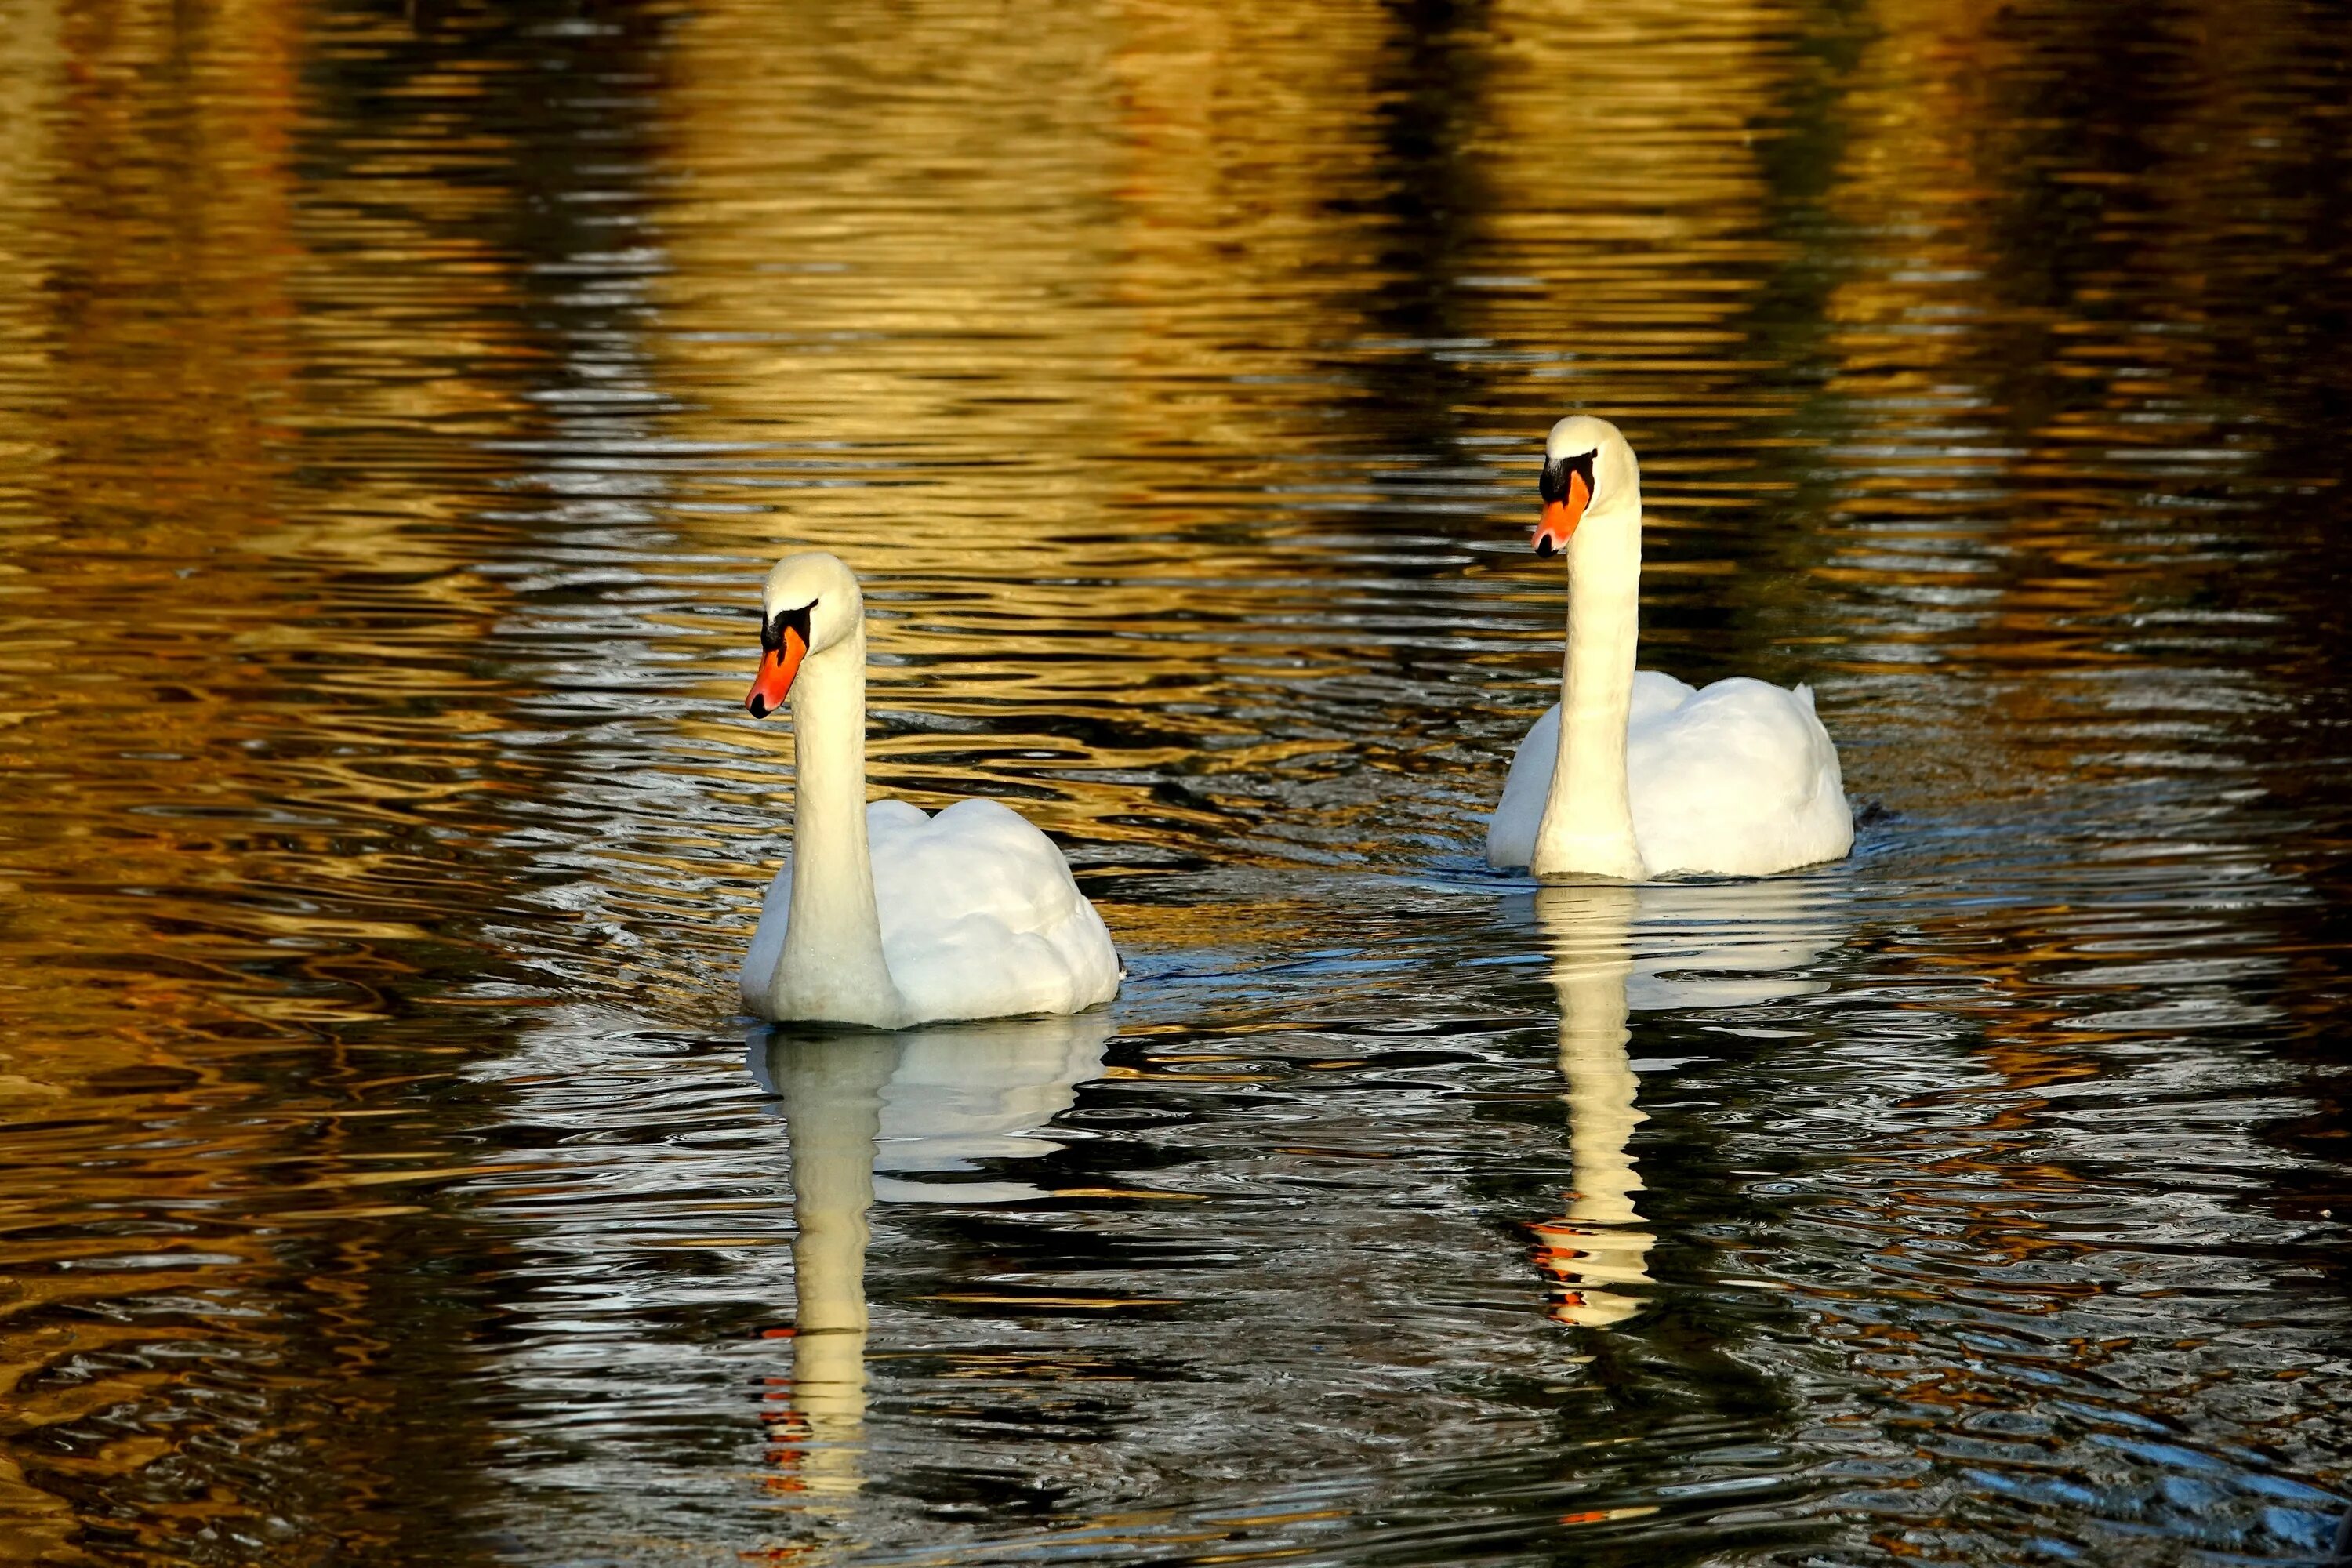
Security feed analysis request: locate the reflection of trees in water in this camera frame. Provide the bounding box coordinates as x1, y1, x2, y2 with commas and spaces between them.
641, 0, 1461, 898
1809, 0, 2352, 800
751, 1016, 1110, 1508
0, 0, 2343, 1555
0, 0, 676, 1552
1809, 0, 2352, 1216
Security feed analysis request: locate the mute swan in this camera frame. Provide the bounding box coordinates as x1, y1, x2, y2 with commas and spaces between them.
1486, 416, 1853, 880
738, 551, 1122, 1027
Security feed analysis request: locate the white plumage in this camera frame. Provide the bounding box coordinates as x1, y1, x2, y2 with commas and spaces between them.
740, 797, 1122, 1026
1487, 672, 1853, 877
735, 551, 1120, 1028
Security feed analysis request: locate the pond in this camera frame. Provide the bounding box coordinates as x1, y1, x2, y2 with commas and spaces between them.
0, 0, 2348, 1563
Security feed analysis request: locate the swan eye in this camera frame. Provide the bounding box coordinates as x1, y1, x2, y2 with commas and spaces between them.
1539, 449, 1598, 505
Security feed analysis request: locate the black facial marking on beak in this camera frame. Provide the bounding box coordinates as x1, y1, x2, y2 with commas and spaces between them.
761, 601, 814, 655
1535, 535, 1557, 560
748, 600, 817, 720
1538, 448, 1598, 506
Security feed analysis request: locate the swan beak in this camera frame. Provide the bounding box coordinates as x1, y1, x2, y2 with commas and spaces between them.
746, 626, 808, 718
1534, 473, 1591, 558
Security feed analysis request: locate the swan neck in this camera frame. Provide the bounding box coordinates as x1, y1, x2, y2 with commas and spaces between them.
768, 626, 906, 1022
1534, 500, 1646, 880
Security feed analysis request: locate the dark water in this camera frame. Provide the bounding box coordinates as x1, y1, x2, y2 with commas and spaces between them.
2, 0, 2350, 1563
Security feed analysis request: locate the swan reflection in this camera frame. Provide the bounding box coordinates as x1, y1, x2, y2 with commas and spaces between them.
747, 1014, 1111, 1500
1522, 879, 1842, 1328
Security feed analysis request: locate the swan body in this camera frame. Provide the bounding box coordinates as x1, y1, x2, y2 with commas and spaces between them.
1486, 416, 1853, 880
742, 797, 1121, 1027
1487, 673, 1852, 878
736, 552, 1120, 1028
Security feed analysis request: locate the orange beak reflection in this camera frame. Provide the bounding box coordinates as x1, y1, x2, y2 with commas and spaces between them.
1535, 470, 1591, 558
746, 626, 808, 718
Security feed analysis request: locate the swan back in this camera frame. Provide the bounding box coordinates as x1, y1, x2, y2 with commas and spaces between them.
869, 799, 1122, 1024
1488, 673, 1852, 877
746, 798, 1122, 1026
1625, 677, 1853, 877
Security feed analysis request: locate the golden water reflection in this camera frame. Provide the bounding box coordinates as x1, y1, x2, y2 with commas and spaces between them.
0, 0, 2345, 1559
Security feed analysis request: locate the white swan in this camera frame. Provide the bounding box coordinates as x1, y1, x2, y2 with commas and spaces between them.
738, 551, 1122, 1027
1486, 416, 1853, 880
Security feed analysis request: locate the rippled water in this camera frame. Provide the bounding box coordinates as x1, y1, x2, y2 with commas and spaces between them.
2, 0, 2350, 1563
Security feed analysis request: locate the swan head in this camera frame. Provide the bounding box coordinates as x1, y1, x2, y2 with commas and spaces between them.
746, 551, 865, 718
1534, 415, 1639, 558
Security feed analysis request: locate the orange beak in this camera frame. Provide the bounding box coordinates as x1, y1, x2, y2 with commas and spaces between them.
1535, 470, 1591, 558
746, 624, 808, 718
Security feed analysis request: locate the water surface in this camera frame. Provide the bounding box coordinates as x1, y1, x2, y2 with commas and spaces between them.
1, 0, 2349, 1563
